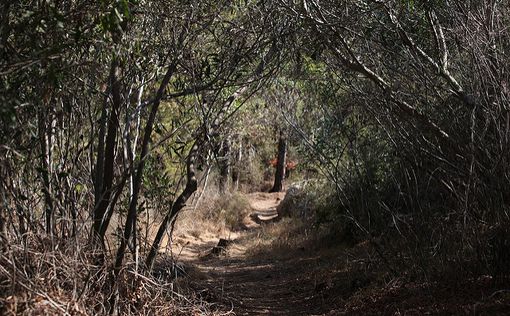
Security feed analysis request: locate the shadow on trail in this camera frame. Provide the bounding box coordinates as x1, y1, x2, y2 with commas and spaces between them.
198, 256, 325, 315
178, 191, 510, 315
184, 191, 356, 315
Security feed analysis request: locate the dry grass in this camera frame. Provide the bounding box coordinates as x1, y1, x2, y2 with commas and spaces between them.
0, 233, 232, 316
175, 190, 250, 239
242, 217, 320, 259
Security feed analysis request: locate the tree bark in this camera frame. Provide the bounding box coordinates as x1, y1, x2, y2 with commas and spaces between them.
38, 105, 54, 235
124, 81, 144, 269
270, 131, 287, 193
0, 167, 7, 247
231, 135, 242, 191
114, 62, 177, 274
92, 59, 122, 245
218, 137, 231, 193
145, 142, 198, 271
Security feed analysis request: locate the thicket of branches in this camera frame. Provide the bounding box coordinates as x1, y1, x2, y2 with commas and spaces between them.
1, 0, 509, 313
277, 0, 510, 278
0, 0, 288, 313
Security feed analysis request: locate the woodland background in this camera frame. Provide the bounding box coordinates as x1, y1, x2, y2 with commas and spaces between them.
1, 0, 509, 314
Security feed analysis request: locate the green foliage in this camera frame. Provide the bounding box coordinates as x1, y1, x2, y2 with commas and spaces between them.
1, 0, 510, 304
98, 0, 137, 35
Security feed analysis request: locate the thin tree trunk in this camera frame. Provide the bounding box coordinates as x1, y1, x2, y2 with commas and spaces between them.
114, 62, 177, 274
218, 137, 231, 194
38, 107, 54, 235
124, 80, 144, 271
232, 135, 242, 191
145, 143, 199, 271
270, 131, 287, 193
93, 94, 108, 216
0, 172, 7, 247
192, 152, 212, 211
92, 59, 122, 244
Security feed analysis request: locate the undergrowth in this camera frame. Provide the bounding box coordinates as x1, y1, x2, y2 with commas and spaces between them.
0, 234, 230, 316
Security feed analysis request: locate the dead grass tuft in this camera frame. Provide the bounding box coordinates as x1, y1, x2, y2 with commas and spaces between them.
242, 217, 319, 259
176, 191, 251, 239
0, 233, 232, 316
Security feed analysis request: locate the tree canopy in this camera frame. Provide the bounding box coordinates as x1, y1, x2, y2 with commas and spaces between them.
1, 0, 509, 314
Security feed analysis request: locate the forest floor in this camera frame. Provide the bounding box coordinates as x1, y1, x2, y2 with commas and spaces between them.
169, 191, 510, 316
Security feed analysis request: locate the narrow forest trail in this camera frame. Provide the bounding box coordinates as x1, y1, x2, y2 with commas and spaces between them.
176, 191, 345, 315
171, 192, 510, 316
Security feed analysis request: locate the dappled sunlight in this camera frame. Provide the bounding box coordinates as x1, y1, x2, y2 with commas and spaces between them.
3, 0, 510, 314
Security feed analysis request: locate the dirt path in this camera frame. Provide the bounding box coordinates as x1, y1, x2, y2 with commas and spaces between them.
180, 192, 337, 315
195, 255, 332, 315
174, 192, 510, 316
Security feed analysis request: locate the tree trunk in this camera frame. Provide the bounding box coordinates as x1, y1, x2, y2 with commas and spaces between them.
218, 137, 231, 193
0, 169, 7, 247
270, 131, 287, 193
114, 62, 177, 275
38, 106, 54, 235
92, 59, 122, 245
192, 150, 212, 210
145, 143, 198, 271
124, 80, 144, 270
231, 135, 242, 191
93, 92, 108, 220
